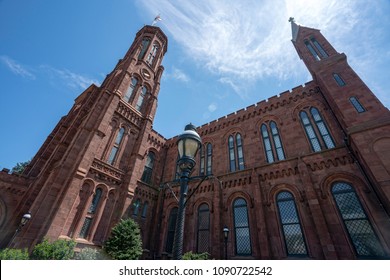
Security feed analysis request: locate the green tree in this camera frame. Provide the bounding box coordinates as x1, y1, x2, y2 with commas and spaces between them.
104, 218, 142, 260
182, 251, 210, 260
11, 160, 31, 174
0, 248, 29, 260
30, 239, 76, 260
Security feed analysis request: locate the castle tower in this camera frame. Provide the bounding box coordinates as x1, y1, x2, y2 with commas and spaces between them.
11, 25, 168, 250
290, 18, 390, 215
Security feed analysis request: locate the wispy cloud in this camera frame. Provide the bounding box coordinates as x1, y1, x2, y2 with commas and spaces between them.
164, 66, 190, 82
40, 65, 100, 90
138, 0, 387, 99
0, 55, 36, 79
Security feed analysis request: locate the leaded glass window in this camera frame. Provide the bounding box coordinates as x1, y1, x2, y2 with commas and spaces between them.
305, 40, 320, 61
350, 97, 366, 113
88, 188, 102, 214
300, 111, 321, 152
197, 204, 210, 253
146, 43, 159, 66
310, 108, 335, 149
206, 143, 212, 175
165, 207, 178, 254
228, 136, 236, 172
135, 87, 147, 111
276, 191, 308, 256
332, 182, 385, 258
141, 202, 148, 218
333, 73, 346, 86
270, 121, 285, 161
311, 37, 328, 58
233, 198, 251, 255
107, 127, 125, 165
236, 134, 245, 170
124, 77, 138, 102
261, 124, 274, 163
138, 38, 150, 59
133, 199, 141, 216
79, 217, 92, 239
141, 152, 155, 184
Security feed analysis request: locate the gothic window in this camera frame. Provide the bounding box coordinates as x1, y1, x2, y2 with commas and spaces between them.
138, 38, 151, 59
88, 188, 102, 214
141, 152, 155, 184
228, 134, 245, 172
206, 143, 212, 175
310, 108, 335, 149
236, 134, 245, 171
331, 182, 385, 258
79, 217, 92, 239
135, 86, 147, 111
350, 97, 366, 113
165, 207, 178, 254
261, 122, 285, 163
133, 199, 141, 216
199, 145, 205, 176
146, 43, 159, 66
305, 40, 320, 61
107, 127, 125, 165
79, 187, 104, 239
276, 191, 308, 256
311, 37, 328, 58
197, 203, 210, 253
228, 136, 236, 172
300, 111, 321, 152
124, 77, 138, 102
141, 202, 149, 218
333, 73, 346, 87
233, 198, 251, 255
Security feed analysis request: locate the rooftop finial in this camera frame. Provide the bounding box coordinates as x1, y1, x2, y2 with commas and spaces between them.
152, 14, 162, 26
288, 17, 295, 23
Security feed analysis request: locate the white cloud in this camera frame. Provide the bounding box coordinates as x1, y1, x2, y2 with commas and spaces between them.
0, 55, 36, 79
172, 67, 190, 82
138, 0, 388, 101
208, 103, 217, 112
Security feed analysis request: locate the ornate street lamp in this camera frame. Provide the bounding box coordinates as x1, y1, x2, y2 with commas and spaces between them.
223, 226, 229, 260
172, 124, 202, 260
8, 211, 32, 247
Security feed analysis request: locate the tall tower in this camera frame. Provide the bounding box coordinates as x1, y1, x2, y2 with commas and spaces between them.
11, 25, 168, 250
290, 18, 390, 215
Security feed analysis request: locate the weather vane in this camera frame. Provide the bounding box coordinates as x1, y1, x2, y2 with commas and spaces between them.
152, 14, 162, 26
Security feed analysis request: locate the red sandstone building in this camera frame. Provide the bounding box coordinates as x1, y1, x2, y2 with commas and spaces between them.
1, 20, 389, 259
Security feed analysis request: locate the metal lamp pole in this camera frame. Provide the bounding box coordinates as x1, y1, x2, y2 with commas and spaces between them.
172, 124, 201, 260
8, 212, 32, 248
223, 226, 229, 260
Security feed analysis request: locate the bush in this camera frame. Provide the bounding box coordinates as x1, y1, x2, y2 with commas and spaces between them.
104, 218, 142, 260
74, 247, 98, 260
0, 248, 29, 260
182, 251, 210, 260
31, 239, 76, 260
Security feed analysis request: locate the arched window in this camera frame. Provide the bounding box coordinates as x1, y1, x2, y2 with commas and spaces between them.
199, 145, 205, 176
138, 38, 150, 59
124, 77, 138, 102
141, 152, 155, 184
165, 207, 178, 254
133, 199, 141, 216
107, 127, 125, 165
349, 97, 366, 113
233, 198, 251, 255
305, 40, 320, 61
333, 73, 346, 86
300, 111, 321, 152
310, 108, 335, 149
197, 203, 210, 253
276, 191, 308, 256
146, 43, 159, 66
88, 188, 102, 214
135, 86, 147, 111
141, 202, 149, 218
311, 37, 328, 58
332, 182, 385, 258
206, 143, 212, 175
261, 122, 285, 163
228, 134, 245, 172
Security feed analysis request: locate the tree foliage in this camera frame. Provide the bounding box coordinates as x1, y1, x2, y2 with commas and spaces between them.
30, 239, 76, 260
182, 251, 210, 260
11, 160, 31, 174
0, 248, 29, 260
104, 218, 143, 260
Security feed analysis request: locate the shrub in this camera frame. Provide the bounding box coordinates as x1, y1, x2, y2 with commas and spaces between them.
104, 218, 142, 260
0, 248, 29, 260
30, 239, 76, 260
182, 251, 210, 260
74, 247, 98, 260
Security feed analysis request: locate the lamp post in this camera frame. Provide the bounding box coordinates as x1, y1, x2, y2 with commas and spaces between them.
223, 226, 229, 260
172, 124, 202, 260
8, 212, 32, 247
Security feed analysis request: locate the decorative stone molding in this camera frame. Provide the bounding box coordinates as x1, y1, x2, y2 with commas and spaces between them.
89, 158, 124, 184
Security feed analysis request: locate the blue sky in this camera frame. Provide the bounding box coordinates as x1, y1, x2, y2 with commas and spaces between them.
0, 0, 389, 170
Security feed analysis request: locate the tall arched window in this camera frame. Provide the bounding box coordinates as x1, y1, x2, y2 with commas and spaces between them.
133, 199, 141, 216
276, 191, 308, 256
199, 145, 205, 176
88, 188, 102, 214
79, 187, 104, 239
228, 134, 245, 172
332, 182, 385, 258
197, 203, 210, 253
311, 37, 328, 58
310, 108, 335, 149
233, 198, 251, 255
141, 202, 149, 218
141, 152, 155, 184
124, 77, 138, 102
300, 111, 321, 152
165, 207, 178, 254
138, 38, 150, 59
333, 73, 346, 86
261, 122, 285, 163
107, 127, 125, 165
146, 43, 159, 66
206, 143, 212, 175
261, 124, 274, 163
349, 97, 366, 113
135, 86, 147, 111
